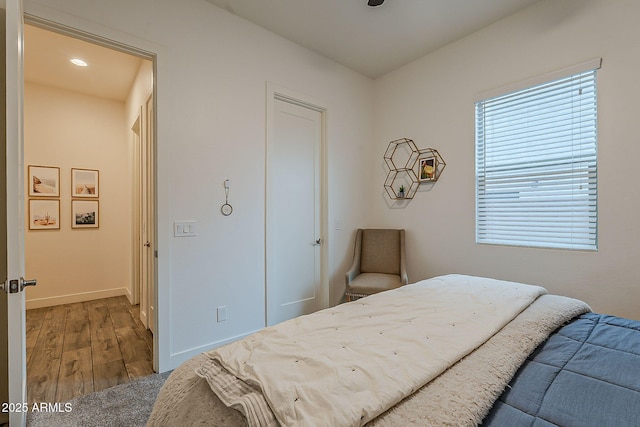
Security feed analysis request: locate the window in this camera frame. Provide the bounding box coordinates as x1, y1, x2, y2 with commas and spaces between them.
475, 61, 600, 250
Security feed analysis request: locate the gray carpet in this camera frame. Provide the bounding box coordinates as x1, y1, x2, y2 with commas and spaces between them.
27, 371, 172, 427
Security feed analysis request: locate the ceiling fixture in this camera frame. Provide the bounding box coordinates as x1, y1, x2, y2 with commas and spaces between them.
70, 58, 88, 67
368, 0, 385, 6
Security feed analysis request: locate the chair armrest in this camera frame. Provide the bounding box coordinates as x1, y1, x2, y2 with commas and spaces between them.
345, 229, 363, 285
399, 229, 408, 285
345, 263, 360, 285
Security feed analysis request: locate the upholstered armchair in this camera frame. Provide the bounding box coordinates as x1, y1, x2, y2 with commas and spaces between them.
345, 229, 408, 301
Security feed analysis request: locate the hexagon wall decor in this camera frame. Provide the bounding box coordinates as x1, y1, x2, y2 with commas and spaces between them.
383, 138, 446, 200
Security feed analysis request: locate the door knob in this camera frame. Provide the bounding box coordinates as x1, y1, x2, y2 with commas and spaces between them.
20, 277, 37, 292
144, 241, 151, 247
313, 238, 323, 246
5, 278, 38, 293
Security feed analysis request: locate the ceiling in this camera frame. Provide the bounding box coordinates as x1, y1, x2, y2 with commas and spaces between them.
22, 0, 542, 98
205, 0, 541, 78
24, 24, 144, 102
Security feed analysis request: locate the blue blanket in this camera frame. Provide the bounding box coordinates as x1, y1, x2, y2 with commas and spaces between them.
483, 313, 640, 426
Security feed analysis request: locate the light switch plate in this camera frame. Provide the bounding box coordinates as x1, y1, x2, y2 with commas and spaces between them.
174, 221, 197, 237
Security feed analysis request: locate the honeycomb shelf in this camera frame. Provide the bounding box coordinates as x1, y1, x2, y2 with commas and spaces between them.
384, 168, 419, 200
413, 147, 446, 183
383, 138, 446, 200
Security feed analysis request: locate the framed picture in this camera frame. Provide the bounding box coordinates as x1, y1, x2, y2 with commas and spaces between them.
419, 157, 437, 181
29, 199, 60, 230
72, 200, 99, 229
71, 168, 99, 197
28, 165, 60, 197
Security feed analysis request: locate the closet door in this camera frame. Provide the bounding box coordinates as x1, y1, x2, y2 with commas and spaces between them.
266, 96, 325, 326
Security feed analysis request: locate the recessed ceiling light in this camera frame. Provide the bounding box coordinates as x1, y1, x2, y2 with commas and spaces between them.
70, 58, 88, 67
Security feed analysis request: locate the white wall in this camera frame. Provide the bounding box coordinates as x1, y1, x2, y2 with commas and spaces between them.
125, 60, 153, 129
29, 0, 640, 373
372, 0, 640, 320
23, 0, 374, 370
24, 83, 132, 308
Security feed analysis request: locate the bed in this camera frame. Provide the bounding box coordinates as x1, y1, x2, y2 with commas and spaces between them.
147, 275, 640, 426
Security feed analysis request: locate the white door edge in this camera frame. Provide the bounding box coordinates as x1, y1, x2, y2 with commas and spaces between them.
6, 0, 27, 425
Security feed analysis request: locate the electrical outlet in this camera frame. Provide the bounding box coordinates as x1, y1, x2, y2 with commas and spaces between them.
217, 306, 227, 322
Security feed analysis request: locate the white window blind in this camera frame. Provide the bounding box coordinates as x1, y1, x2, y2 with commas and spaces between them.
475, 65, 599, 250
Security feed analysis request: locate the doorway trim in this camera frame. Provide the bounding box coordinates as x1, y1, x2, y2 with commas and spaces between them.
22, 13, 161, 371
264, 83, 329, 325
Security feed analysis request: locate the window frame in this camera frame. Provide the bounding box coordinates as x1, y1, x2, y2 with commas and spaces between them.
475, 59, 601, 251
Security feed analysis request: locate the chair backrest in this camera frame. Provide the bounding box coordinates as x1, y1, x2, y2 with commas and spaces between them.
359, 229, 403, 275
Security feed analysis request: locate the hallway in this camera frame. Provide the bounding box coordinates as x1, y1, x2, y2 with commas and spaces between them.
26, 296, 153, 404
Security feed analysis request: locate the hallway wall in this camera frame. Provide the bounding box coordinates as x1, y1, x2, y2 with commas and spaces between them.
24, 83, 132, 308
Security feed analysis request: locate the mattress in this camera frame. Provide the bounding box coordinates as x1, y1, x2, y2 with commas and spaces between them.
147, 276, 592, 426
483, 313, 640, 427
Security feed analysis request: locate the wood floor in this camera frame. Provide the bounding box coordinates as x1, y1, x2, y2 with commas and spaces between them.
26, 296, 154, 404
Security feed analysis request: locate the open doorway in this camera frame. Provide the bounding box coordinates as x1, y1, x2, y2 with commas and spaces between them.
22, 22, 156, 403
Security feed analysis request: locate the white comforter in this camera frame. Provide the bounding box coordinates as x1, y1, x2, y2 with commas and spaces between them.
198, 275, 546, 427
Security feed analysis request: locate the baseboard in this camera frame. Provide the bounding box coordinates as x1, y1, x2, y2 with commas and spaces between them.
166, 328, 262, 371
124, 287, 134, 305
26, 287, 129, 309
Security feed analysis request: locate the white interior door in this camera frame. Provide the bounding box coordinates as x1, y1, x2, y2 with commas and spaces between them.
132, 112, 146, 324
4, 0, 28, 425
1, 4, 9, 424
144, 94, 155, 334
136, 93, 155, 334
266, 96, 325, 326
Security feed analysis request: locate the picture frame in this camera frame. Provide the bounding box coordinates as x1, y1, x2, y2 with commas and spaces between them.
71, 168, 99, 198
29, 199, 60, 230
72, 200, 99, 229
28, 165, 60, 197
419, 157, 437, 181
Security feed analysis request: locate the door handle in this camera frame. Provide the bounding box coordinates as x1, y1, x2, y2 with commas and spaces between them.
312, 238, 323, 246
20, 278, 38, 292
4, 277, 37, 293
144, 241, 151, 247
